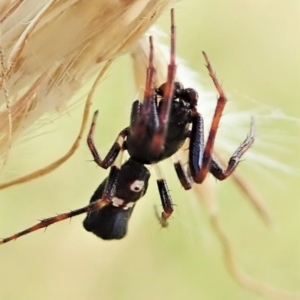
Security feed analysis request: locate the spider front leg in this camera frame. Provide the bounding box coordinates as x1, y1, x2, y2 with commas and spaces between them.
190, 51, 228, 183
131, 36, 160, 142
188, 52, 255, 182
210, 118, 255, 180
131, 9, 177, 155
151, 8, 177, 152
87, 110, 128, 169
188, 111, 205, 181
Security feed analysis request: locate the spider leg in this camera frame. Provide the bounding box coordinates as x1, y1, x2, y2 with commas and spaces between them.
188, 111, 206, 180
0, 149, 125, 245
193, 52, 228, 183
172, 153, 193, 190
210, 117, 255, 180
152, 164, 174, 227
0, 193, 113, 245
132, 35, 160, 139
87, 110, 128, 169
152, 8, 177, 152
130, 9, 176, 154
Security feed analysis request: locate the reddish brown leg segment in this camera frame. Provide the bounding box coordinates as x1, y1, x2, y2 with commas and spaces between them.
193, 51, 228, 183
172, 154, 193, 190
140, 36, 155, 120
0, 195, 112, 245
0, 118, 128, 245
151, 8, 177, 152
210, 117, 255, 180
87, 110, 128, 169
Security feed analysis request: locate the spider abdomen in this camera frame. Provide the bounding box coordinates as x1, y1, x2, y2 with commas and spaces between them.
83, 159, 150, 240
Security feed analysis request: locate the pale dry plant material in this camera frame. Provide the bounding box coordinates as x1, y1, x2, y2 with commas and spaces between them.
131, 32, 300, 299
0, 28, 11, 172
0, 0, 173, 180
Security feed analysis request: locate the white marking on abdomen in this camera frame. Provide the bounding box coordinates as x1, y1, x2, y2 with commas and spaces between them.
112, 197, 124, 207
123, 202, 135, 210
130, 180, 145, 192
111, 198, 135, 210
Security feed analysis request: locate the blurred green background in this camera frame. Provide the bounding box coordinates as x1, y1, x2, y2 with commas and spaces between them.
1, 1, 299, 299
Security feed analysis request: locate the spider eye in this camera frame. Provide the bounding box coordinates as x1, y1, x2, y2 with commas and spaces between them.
130, 180, 145, 192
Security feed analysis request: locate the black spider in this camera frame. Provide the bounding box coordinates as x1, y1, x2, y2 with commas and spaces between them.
0, 9, 254, 244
